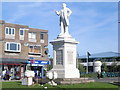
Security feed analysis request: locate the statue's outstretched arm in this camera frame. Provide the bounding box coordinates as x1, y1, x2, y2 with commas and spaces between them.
55, 11, 60, 16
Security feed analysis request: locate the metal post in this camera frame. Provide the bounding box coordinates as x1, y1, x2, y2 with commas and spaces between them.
86, 52, 90, 74
41, 66, 44, 78
86, 55, 88, 74
20, 64, 21, 79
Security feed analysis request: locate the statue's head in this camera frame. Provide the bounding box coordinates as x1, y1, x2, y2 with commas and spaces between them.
62, 3, 66, 8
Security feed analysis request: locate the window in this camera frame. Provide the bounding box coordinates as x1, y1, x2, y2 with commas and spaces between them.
40, 32, 47, 43
28, 32, 36, 42
19, 29, 25, 40
5, 27, 15, 35
20, 30, 24, 35
29, 32, 36, 39
5, 42, 21, 52
29, 45, 41, 54
41, 33, 44, 40
6, 28, 8, 34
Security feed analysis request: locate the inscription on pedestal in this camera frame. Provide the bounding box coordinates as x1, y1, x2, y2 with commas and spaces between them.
67, 51, 73, 64
56, 50, 63, 65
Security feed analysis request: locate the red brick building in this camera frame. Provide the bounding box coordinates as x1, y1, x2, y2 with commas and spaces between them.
0, 20, 49, 80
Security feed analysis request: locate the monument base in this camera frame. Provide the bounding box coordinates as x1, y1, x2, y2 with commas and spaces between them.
49, 34, 80, 78
49, 68, 80, 78
54, 78, 95, 85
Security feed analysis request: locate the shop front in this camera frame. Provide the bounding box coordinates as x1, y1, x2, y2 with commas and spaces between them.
0, 58, 27, 80
27, 59, 50, 78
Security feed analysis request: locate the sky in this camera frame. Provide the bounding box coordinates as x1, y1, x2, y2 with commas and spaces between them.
1, 2, 118, 57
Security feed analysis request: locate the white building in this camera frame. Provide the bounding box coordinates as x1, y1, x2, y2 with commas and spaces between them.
79, 52, 120, 72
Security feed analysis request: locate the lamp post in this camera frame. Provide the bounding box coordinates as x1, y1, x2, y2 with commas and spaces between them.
86, 52, 91, 74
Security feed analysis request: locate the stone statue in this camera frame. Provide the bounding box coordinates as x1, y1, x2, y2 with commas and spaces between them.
55, 3, 72, 35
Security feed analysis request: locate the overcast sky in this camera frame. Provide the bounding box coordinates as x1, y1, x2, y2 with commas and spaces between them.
1, 2, 118, 57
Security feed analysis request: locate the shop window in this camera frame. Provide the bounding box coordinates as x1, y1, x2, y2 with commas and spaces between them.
5, 42, 21, 52
29, 45, 41, 55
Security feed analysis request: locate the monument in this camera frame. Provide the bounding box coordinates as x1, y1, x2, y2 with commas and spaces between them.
49, 3, 80, 78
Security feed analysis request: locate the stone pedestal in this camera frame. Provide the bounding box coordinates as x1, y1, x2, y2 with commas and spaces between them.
22, 70, 35, 86
22, 77, 33, 86
50, 34, 80, 78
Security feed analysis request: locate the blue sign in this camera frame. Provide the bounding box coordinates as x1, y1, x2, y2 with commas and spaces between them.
29, 57, 34, 60
28, 60, 50, 65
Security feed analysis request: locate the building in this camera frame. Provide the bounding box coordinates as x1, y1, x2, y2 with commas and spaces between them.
79, 52, 120, 73
0, 20, 50, 80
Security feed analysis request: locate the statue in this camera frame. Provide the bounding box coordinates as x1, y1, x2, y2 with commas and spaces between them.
55, 3, 72, 35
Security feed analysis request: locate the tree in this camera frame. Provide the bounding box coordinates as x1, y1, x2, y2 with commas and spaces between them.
78, 58, 86, 72
47, 58, 53, 71
78, 64, 85, 72
111, 57, 117, 72
102, 63, 108, 72
101, 58, 108, 72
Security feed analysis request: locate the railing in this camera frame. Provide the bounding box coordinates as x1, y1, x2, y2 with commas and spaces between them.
80, 72, 120, 78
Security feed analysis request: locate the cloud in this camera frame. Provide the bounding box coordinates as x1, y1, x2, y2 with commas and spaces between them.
5, 2, 42, 23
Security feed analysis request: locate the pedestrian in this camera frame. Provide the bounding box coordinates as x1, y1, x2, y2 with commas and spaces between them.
6, 69, 11, 80
101, 71, 106, 78
2, 69, 7, 80
97, 71, 101, 79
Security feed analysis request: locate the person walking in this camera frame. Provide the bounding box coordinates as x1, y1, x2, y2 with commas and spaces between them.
97, 71, 101, 79
1, 69, 7, 80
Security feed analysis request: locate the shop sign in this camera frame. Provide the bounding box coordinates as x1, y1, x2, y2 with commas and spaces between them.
31, 64, 44, 66
28, 60, 50, 65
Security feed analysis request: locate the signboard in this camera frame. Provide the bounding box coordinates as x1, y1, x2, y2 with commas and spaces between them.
28, 60, 50, 65
31, 64, 44, 66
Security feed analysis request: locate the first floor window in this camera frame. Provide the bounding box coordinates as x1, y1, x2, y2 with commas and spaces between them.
28, 32, 36, 39
40, 33, 44, 40
28, 32, 37, 42
20, 30, 24, 36
5, 27, 15, 35
19, 29, 25, 40
29, 45, 41, 54
5, 42, 21, 52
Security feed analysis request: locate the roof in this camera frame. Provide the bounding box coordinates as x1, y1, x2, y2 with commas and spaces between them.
79, 52, 120, 59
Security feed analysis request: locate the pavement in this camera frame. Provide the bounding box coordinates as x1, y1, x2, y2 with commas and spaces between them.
0, 77, 119, 83
0, 80, 21, 82
90, 77, 119, 83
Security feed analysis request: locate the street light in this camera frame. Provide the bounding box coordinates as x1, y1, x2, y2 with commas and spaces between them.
86, 52, 91, 74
